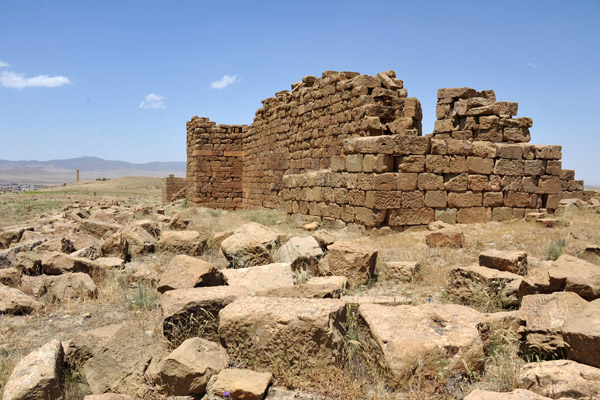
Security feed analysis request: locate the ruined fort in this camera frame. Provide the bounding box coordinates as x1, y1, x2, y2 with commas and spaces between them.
165, 70, 586, 228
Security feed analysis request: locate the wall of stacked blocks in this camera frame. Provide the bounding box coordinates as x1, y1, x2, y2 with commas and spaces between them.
166, 70, 587, 228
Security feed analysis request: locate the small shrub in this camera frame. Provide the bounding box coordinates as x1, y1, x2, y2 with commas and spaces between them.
64, 362, 92, 399
126, 280, 158, 310
545, 238, 565, 261
293, 268, 311, 285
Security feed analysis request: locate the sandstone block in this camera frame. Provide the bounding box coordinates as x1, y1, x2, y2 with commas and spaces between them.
395, 155, 425, 173
418, 173, 444, 190
157, 255, 224, 294
457, 207, 491, 224
222, 263, 294, 294
467, 157, 494, 174
479, 250, 527, 274
207, 368, 272, 400
353, 207, 386, 227
388, 208, 434, 226
447, 265, 522, 307
317, 241, 377, 286
424, 190, 447, 208
365, 191, 402, 209
448, 191, 482, 208
425, 226, 463, 248
362, 154, 393, 173
158, 230, 209, 256
519, 360, 600, 399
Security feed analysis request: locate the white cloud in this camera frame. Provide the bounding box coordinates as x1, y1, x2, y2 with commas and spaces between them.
139, 93, 165, 110
0, 70, 71, 89
0, 61, 9, 68
528, 62, 537, 69
211, 74, 238, 89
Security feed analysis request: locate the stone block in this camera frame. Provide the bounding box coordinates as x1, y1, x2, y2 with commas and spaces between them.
538, 176, 562, 194
424, 191, 448, 208
365, 191, 402, 209
435, 208, 457, 224
434, 119, 454, 133
534, 145, 562, 160
503, 127, 531, 142
492, 207, 516, 222
425, 155, 450, 173
354, 207, 387, 227
545, 160, 562, 176
483, 192, 504, 207
363, 154, 393, 173
504, 192, 535, 208
388, 208, 435, 226
393, 135, 431, 155
395, 155, 425, 173
373, 173, 397, 191
330, 156, 346, 172
494, 159, 525, 176
448, 191, 483, 208
418, 173, 444, 190
396, 173, 418, 190
437, 87, 477, 99
495, 144, 523, 159
524, 160, 546, 176
402, 191, 425, 209
444, 173, 468, 191
456, 208, 492, 224
346, 154, 363, 172
468, 175, 489, 191
467, 157, 494, 174
473, 141, 497, 158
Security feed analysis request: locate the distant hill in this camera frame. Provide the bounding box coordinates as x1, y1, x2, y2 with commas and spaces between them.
0, 156, 185, 185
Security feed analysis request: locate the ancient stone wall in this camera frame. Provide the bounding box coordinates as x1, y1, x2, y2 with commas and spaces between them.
186, 117, 246, 209
241, 70, 421, 209
162, 175, 186, 204
182, 70, 586, 228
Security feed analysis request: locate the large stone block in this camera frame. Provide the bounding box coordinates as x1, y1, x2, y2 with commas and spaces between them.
388, 208, 435, 226
457, 207, 492, 224
448, 191, 482, 208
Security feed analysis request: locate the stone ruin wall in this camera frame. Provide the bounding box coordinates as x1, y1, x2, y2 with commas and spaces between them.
178, 70, 586, 228
162, 174, 186, 203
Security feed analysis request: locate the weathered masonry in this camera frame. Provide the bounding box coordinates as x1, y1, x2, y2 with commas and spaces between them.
168, 70, 587, 228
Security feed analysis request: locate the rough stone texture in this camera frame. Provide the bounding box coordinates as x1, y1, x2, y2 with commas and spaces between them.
0, 283, 43, 314
84, 394, 133, 400
2, 339, 65, 400
478, 249, 528, 275
317, 241, 377, 286
220, 223, 285, 268
221, 263, 294, 295
358, 303, 484, 385
157, 337, 229, 396
22, 272, 97, 300
100, 232, 129, 260
0, 267, 20, 286
180, 72, 584, 228
120, 225, 156, 256
207, 368, 272, 400
518, 292, 588, 356
79, 219, 122, 239
40, 252, 98, 275
548, 255, 600, 300
380, 261, 420, 282
562, 298, 600, 368
157, 255, 224, 294
447, 265, 522, 308
256, 276, 348, 299
580, 245, 600, 266
157, 230, 209, 256
425, 226, 464, 248
219, 297, 347, 369
519, 360, 600, 399
463, 389, 557, 400
160, 286, 251, 342
276, 236, 323, 270
83, 322, 164, 394
65, 323, 123, 366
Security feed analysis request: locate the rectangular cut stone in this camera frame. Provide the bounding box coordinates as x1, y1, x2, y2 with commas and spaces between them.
437, 87, 477, 99
560, 170, 575, 180
354, 207, 387, 227
425, 191, 447, 208
346, 154, 363, 172
402, 191, 425, 208
524, 160, 546, 176
330, 156, 346, 172
396, 173, 418, 190
373, 173, 397, 191
425, 155, 450, 173
444, 173, 468, 192
504, 191, 535, 208
448, 191, 482, 208
343, 135, 394, 154
363, 154, 393, 173
395, 155, 425, 173
545, 161, 562, 176
494, 159, 525, 176
457, 207, 492, 224
449, 156, 467, 174
418, 173, 444, 190
393, 136, 431, 155
534, 145, 562, 160
538, 177, 562, 194
468, 175, 489, 191
435, 208, 457, 224
467, 157, 494, 174
483, 192, 504, 207
388, 208, 435, 226
365, 191, 402, 209
495, 144, 523, 159
434, 119, 454, 133
503, 127, 530, 142
492, 207, 515, 222
473, 141, 496, 158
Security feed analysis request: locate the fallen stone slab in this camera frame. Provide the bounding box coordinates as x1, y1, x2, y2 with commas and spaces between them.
120, 224, 156, 256
0, 227, 25, 249
317, 241, 377, 287
518, 292, 588, 356
157, 230, 210, 256
425, 226, 464, 248
101, 232, 129, 260
221, 263, 294, 295
478, 249, 528, 275
83, 322, 164, 394
160, 286, 251, 343
276, 236, 323, 270
133, 219, 161, 238
358, 302, 484, 385
549, 255, 600, 300
71, 244, 101, 260
94, 257, 125, 270
519, 359, 600, 399
79, 219, 122, 239
380, 261, 421, 282
0, 267, 20, 286
41, 251, 99, 275
0, 283, 43, 314
447, 265, 522, 308
256, 276, 347, 299
156, 337, 229, 396
562, 298, 600, 368
84, 394, 133, 400
207, 368, 272, 400
231, 222, 287, 251
0, 240, 44, 269
2, 339, 65, 400
157, 255, 224, 294
219, 297, 347, 369
22, 272, 97, 300
220, 235, 273, 269
65, 323, 124, 366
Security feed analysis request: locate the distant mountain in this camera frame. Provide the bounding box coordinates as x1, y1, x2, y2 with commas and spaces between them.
0, 156, 185, 185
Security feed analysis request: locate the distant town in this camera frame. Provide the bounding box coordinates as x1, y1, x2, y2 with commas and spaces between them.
0, 183, 48, 192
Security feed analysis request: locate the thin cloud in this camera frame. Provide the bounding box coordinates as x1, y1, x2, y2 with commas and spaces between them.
211, 74, 238, 89
527, 62, 537, 69
139, 93, 165, 110
0, 71, 71, 89
0, 61, 9, 68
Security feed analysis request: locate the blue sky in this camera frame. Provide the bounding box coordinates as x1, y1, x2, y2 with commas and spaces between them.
0, 0, 599, 184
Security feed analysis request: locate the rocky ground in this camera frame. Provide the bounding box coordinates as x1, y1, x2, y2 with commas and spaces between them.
1, 178, 599, 400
